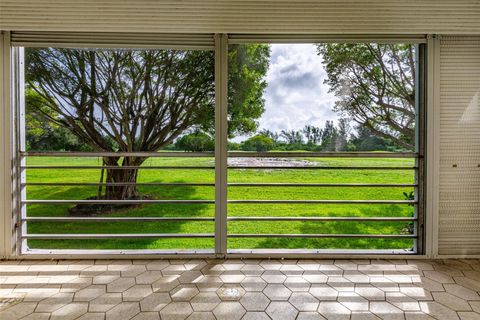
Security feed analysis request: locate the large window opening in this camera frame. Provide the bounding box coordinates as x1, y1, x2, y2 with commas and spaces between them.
226, 41, 424, 253
20, 45, 218, 251
13, 35, 425, 255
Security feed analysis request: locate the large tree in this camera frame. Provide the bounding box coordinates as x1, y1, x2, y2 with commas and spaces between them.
26, 45, 269, 201
317, 43, 416, 149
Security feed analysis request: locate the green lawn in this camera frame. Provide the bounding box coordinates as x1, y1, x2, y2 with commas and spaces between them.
26, 156, 416, 251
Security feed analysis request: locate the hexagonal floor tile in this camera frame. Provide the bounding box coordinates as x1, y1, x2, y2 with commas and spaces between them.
190, 292, 221, 311
302, 272, 328, 284
136, 271, 163, 285
289, 292, 319, 311
160, 302, 193, 320
220, 271, 246, 284
170, 285, 199, 302
261, 271, 286, 284
241, 312, 272, 320
195, 276, 223, 292
152, 276, 180, 293
337, 292, 369, 312
89, 293, 122, 312
296, 312, 327, 320
139, 292, 171, 311
106, 302, 140, 320
266, 301, 298, 320
284, 276, 311, 292
309, 284, 338, 301
217, 285, 246, 301
213, 302, 246, 320
240, 292, 270, 311
355, 285, 385, 301
241, 277, 267, 292
186, 312, 216, 320
318, 301, 351, 320
263, 284, 292, 301
122, 285, 152, 302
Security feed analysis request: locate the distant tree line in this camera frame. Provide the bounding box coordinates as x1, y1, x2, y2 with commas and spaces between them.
28, 111, 403, 153
228, 119, 404, 153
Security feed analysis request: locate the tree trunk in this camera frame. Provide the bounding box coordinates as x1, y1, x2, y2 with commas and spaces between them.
69, 156, 146, 215
102, 156, 145, 200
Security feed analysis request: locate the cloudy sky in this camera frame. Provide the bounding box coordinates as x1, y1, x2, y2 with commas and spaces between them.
236, 43, 340, 141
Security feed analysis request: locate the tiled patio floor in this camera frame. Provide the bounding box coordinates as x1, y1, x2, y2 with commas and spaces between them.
1, 259, 480, 320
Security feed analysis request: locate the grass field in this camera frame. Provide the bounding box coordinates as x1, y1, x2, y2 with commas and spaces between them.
26, 156, 416, 251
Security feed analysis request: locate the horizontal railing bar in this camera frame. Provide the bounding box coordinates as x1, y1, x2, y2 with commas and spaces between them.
21, 151, 214, 157
21, 216, 415, 222
228, 166, 417, 170
22, 182, 416, 188
228, 183, 417, 187
23, 233, 215, 239
227, 216, 417, 221
23, 217, 215, 222
23, 199, 415, 205
22, 165, 416, 170
22, 151, 418, 158
228, 152, 419, 158
24, 182, 215, 187
22, 166, 215, 170
228, 200, 416, 204
23, 199, 214, 204
228, 234, 416, 238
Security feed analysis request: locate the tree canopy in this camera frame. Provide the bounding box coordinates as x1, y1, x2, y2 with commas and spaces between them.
317, 43, 416, 150
26, 45, 270, 153
26, 45, 269, 201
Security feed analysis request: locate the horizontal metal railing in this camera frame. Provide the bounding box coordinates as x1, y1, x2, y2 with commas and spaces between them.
23, 233, 215, 239
23, 233, 414, 239
23, 199, 415, 204
23, 165, 216, 170
24, 182, 416, 187
227, 216, 416, 221
22, 151, 418, 158
25, 182, 216, 187
228, 234, 416, 238
24, 216, 415, 222
23, 199, 215, 204
22, 165, 415, 170
20, 150, 418, 252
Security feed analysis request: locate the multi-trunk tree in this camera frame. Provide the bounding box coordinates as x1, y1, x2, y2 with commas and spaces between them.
26, 45, 269, 201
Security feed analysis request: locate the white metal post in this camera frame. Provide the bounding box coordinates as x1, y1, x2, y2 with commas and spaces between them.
425, 35, 440, 258
214, 34, 228, 256
0, 32, 14, 258
14, 47, 27, 254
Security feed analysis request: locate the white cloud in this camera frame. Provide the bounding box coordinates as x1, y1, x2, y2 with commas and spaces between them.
232, 44, 339, 141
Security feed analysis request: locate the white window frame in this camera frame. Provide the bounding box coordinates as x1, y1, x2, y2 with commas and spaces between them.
0, 32, 436, 259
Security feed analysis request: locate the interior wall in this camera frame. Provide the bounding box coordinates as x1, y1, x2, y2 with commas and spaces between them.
438, 36, 480, 255
1, 0, 480, 34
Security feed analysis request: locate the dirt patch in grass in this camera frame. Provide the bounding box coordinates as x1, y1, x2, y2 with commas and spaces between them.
227, 157, 314, 167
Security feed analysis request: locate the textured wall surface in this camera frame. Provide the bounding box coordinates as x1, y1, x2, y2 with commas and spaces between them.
1, 0, 480, 34
439, 36, 480, 255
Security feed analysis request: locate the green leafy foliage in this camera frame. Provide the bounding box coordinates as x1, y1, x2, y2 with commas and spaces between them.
26, 45, 270, 152
25, 89, 92, 151
318, 43, 416, 150
241, 134, 275, 152
175, 131, 214, 152
227, 44, 270, 138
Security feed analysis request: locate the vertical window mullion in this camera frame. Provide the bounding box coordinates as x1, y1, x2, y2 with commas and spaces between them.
214, 34, 228, 256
